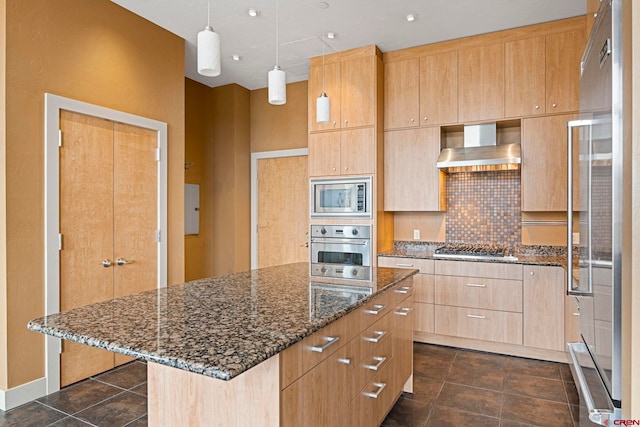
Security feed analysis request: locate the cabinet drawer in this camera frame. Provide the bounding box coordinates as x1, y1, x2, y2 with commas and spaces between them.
389, 277, 414, 307
435, 275, 523, 312
435, 260, 523, 280
414, 302, 434, 334
360, 312, 392, 361
352, 331, 393, 399
414, 273, 434, 303
280, 313, 349, 389
378, 256, 434, 274
359, 289, 393, 330
434, 305, 523, 345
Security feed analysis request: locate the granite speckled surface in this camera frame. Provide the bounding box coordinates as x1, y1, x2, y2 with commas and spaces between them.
28, 262, 416, 381
379, 241, 568, 268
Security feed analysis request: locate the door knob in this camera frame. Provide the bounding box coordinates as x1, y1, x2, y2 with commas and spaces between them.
116, 258, 135, 266
101, 259, 112, 268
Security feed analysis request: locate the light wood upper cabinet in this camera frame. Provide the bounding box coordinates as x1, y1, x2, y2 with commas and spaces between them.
505, 36, 546, 118
384, 127, 442, 211
545, 30, 587, 114
308, 128, 375, 177
523, 265, 565, 351
522, 114, 577, 211
458, 43, 505, 122
384, 58, 420, 129
308, 62, 341, 132
341, 55, 376, 129
420, 51, 458, 126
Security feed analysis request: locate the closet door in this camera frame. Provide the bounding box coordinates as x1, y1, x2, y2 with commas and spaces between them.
59, 112, 160, 384
59, 111, 116, 386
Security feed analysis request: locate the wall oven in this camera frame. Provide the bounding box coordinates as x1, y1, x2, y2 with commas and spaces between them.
310, 224, 371, 280
310, 177, 371, 218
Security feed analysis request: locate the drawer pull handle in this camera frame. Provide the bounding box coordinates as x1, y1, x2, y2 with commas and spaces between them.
394, 307, 412, 316
573, 312, 580, 317
363, 304, 385, 315
395, 286, 412, 294
310, 336, 340, 353
396, 263, 414, 267
337, 358, 351, 365
363, 356, 387, 371
363, 382, 386, 399
363, 330, 387, 343
466, 283, 486, 288
467, 314, 486, 319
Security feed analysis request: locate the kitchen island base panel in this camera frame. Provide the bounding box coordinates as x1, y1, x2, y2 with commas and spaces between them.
414, 332, 568, 363
147, 355, 280, 427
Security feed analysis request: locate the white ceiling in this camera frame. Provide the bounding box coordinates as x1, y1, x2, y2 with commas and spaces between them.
111, 0, 586, 90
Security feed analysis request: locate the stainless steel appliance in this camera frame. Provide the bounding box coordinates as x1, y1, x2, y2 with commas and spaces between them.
310, 177, 371, 218
566, 1, 623, 424
309, 224, 371, 280
433, 243, 518, 261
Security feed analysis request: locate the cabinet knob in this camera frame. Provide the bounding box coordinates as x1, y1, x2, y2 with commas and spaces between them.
410, 118, 415, 123
552, 103, 557, 108
423, 117, 428, 122
332, 121, 336, 127
332, 167, 336, 171
344, 166, 348, 171
529, 271, 535, 276
535, 105, 540, 109
344, 120, 348, 126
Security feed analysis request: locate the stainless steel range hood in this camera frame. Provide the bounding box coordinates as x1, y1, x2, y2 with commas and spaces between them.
436, 123, 521, 173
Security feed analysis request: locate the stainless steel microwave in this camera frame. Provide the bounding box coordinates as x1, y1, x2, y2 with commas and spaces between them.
310, 177, 371, 217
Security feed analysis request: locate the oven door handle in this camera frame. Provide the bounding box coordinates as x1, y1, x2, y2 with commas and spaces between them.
310, 239, 369, 246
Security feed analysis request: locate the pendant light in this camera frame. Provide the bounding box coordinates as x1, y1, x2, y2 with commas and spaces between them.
316, 31, 331, 124
268, 0, 286, 105
197, 0, 221, 77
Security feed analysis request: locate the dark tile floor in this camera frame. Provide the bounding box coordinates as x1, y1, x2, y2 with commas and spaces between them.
0, 343, 583, 427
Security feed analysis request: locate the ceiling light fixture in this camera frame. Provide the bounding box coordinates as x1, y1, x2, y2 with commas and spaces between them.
316, 33, 330, 124
268, 0, 286, 105
197, 0, 221, 77
247, 8, 260, 17
326, 31, 338, 39
405, 13, 418, 22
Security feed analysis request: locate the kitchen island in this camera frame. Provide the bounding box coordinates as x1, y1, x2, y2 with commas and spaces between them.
28, 262, 417, 426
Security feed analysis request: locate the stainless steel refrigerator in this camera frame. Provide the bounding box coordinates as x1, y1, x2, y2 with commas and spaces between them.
566, 0, 623, 425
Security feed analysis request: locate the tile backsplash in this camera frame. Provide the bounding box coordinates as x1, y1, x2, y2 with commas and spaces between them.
445, 170, 521, 245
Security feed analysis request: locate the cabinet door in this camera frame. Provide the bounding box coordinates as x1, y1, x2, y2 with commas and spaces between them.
308, 131, 341, 177
392, 296, 413, 389
546, 30, 586, 113
505, 36, 546, 117
340, 127, 375, 175
521, 114, 577, 211
523, 265, 565, 351
384, 127, 442, 211
341, 56, 376, 128
309, 62, 341, 132
384, 59, 420, 130
281, 358, 329, 426
458, 44, 505, 122
420, 51, 458, 126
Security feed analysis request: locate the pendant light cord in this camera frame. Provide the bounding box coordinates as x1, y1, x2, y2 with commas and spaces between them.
321, 26, 325, 93
275, 0, 279, 67
207, 0, 211, 28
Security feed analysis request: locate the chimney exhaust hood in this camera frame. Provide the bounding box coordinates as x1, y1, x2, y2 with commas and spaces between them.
436, 123, 521, 173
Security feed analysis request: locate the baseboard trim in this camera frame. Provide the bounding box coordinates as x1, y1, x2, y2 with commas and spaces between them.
0, 377, 47, 411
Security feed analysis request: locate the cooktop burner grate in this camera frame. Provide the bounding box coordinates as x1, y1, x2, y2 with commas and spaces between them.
433, 243, 518, 261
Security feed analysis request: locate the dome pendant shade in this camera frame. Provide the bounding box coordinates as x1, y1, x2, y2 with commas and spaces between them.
316, 93, 331, 124
268, 66, 287, 105
197, 26, 221, 77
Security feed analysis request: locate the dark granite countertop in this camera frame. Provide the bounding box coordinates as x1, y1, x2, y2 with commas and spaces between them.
378, 241, 567, 268
28, 262, 417, 381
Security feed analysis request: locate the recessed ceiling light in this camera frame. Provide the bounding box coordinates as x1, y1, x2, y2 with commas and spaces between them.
232, 55, 242, 61
326, 31, 338, 39
247, 8, 260, 17
405, 13, 418, 22
317, 2, 330, 9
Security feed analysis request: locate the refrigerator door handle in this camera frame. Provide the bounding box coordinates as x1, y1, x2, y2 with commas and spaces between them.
567, 342, 614, 426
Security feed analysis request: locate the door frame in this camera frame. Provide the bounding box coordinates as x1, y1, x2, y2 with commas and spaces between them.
250, 148, 308, 269
44, 93, 168, 394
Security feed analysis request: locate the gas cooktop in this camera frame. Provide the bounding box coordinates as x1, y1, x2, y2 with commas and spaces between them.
433, 243, 518, 261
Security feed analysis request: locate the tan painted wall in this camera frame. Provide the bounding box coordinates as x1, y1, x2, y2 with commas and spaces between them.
184, 78, 213, 281
250, 81, 308, 152
0, 0, 7, 391
3, 0, 185, 389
